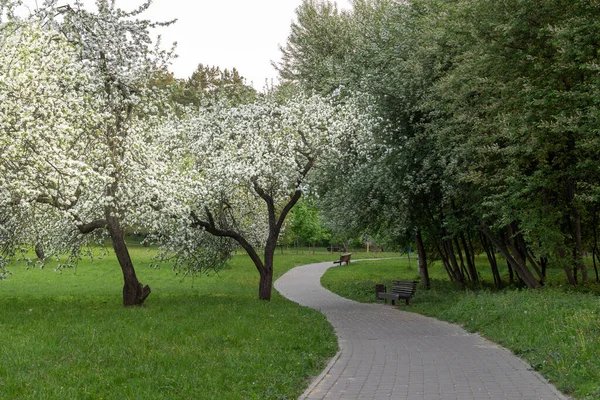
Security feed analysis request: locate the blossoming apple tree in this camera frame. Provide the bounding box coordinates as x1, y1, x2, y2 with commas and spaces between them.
0, 18, 98, 273
156, 92, 375, 300
1, 0, 175, 306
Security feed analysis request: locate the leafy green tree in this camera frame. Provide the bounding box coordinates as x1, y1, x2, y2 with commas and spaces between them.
169, 64, 256, 106
278, 0, 443, 288
287, 198, 331, 250
279, 0, 600, 290
276, 0, 355, 94
426, 0, 600, 286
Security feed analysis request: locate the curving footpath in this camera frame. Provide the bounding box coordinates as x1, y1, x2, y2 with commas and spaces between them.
275, 261, 568, 400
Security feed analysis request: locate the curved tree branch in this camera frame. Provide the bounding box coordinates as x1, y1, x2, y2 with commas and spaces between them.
190, 210, 264, 271
77, 219, 107, 234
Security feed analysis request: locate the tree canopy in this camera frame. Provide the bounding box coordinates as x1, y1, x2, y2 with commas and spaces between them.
278, 0, 600, 288
153, 91, 375, 299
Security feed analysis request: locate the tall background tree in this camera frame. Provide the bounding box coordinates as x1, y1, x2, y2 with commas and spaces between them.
276, 0, 600, 289
151, 63, 257, 108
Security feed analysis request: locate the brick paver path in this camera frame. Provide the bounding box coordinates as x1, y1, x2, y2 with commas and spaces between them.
275, 261, 568, 400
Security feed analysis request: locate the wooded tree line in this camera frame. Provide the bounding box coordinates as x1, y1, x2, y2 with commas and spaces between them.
276, 0, 600, 289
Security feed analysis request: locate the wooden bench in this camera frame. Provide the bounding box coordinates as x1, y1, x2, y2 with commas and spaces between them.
376, 280, 418, 305
333, 253, 352, 265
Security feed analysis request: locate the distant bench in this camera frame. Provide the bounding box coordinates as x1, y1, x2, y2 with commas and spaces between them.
333, 253, 352, 266
376, 280, 418, 305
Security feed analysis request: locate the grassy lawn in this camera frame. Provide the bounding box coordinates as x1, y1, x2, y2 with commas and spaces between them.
0, 245, 389, 400
321, 257, 600, 400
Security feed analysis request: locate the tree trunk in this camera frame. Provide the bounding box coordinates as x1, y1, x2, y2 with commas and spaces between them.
444, 239, 465, 287
106, 216, 150, 306
35, 243, 45, 261
481, 223, 541, 289
558, 246, 577, 286
512, 225, 544, 282
415, 230, 430, 289
454, 237, 471, 282
258, 266, 273, 301
569, 182, 587, 283
259, 240, 277, 301
540, 257, 548, 283
507, 260, 514, 284
594, 250, 600, 283
593, 208, 600, 282
434, 239, 455, 282
481, 233, 502, 288
460, 232, 478, 283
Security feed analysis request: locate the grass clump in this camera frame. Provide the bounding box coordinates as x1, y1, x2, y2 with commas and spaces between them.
321, 257, 600, 399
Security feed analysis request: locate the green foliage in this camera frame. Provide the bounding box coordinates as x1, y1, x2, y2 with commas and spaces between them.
279, 0, 600, 286
179, 63, 257, 105
152, 63, 257, 108
275, 0, 355, 94
426, 0, 600, 263
284, 197, 331, 247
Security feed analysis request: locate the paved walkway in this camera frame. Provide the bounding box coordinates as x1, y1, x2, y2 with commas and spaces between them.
275, 261, 568, 400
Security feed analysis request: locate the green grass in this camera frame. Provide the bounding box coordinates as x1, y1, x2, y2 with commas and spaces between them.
321, 256, 600, 399
0, 246, 380, 400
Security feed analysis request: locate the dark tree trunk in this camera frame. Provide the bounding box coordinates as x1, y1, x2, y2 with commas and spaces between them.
106, 216, 150, 306
434, 239, 454, 281
35, 243, 45, 261
569, 182, 587, 283
444, 239, 465, 287
511, 225, 544, 282
540, 257, 548, 283
507, 260, 514, 284
258, 267, 273, 301
454, 237, 471, 282
507, 224, 529, 275
525, 249, 544, 283
594, 250, 600, 283
467, 232, 478, 271
460, 232, 478, 283
481, 233, 502, 288
558, 246, 577, 286
259, 239, 277, 301
481, 223, 541, 289
593, 208, 600, 282
415, 229, 430, 289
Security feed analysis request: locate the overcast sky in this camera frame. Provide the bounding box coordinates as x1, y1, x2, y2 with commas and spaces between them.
22, 0, 353, 89
150, 0, 353, 88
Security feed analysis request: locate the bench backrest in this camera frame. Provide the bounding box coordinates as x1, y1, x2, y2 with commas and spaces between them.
390, 280, 418, 296
340, 253, 351, 261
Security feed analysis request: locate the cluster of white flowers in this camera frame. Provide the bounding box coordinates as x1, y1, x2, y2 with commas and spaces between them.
150, 92, 376, 265
0, 2, 376, 285
0, 2, 174, 272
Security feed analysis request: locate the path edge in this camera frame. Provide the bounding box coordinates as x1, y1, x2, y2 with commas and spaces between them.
298, 346, 341, 400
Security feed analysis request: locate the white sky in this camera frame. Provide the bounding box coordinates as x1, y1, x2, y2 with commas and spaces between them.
22, 0, 353, 89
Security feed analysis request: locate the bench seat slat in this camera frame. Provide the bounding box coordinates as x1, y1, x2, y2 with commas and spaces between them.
376, 280, 418, 305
